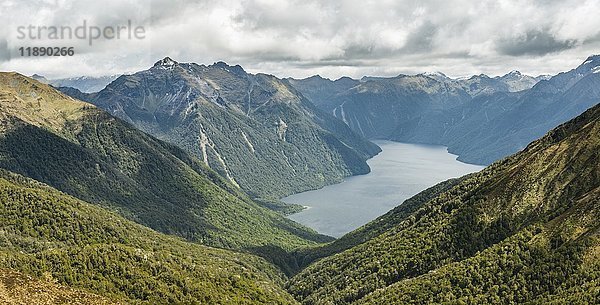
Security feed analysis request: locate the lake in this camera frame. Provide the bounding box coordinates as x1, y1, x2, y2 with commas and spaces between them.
283, 140, 485, 237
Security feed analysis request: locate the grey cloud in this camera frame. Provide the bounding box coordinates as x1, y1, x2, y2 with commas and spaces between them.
582, 32, 600, 44
401, 22, 438, 53
147, 0, 213, 25
331, 22, 441, 60
1, 0, 599, 80
339, 45, 377, 60
497, 29, 578, 56
232, 0, 331, 31
0, 38, 9, 62
292, 59, 372, 68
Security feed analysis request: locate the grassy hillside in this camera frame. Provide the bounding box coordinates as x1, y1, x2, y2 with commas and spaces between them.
0, 72, 331, 256
0, 168, 299, 304
288, 103, 600, 304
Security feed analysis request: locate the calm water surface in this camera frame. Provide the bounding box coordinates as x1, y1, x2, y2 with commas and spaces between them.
284, 140, 485, 237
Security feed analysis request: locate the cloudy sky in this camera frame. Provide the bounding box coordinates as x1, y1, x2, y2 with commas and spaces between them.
1, 0, 599, 79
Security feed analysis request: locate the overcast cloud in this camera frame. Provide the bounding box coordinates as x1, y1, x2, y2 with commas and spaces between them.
1, 0, 599, 79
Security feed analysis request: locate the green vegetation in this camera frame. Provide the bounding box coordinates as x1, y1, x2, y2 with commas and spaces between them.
253, 198, 306, 216
292, 177, 465, 268
288, 103, 600, 304
0, 72, 331, 259
3, 71, 599, 304
359, 227, 600, 304
0, 169, 298, 304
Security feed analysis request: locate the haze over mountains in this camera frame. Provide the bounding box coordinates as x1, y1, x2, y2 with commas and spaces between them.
290, 55, 600, 164
32, 74, 119, 93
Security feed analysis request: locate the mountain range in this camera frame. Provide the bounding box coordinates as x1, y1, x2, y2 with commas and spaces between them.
0, 55, 598, 304
60, 58, 380, 202
289, 56, 599, 164
0, 72, 335, 303
32, 74, 119, 93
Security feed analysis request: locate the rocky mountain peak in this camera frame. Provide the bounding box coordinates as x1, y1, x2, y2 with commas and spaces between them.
211, 61, 246, 75
306, 75, 328, 81
31, 74, 49, 82
333, 76, 358, 85
421, 71, 450, 82
581, 54, 600, 74
582, 54, 600, 66
423, 71, 448, 77
153, 57, 178, 68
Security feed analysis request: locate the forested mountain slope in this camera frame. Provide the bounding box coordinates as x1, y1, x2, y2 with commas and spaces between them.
288, 103, 600, 304
0, 72, 330, 255
0, 169, 298, 304
0, 269, 119, 305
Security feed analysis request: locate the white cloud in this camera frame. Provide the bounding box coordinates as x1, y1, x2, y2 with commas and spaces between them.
0, 0, 599, 79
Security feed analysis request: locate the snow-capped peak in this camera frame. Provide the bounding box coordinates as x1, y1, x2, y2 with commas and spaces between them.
582, 55, 600, 67
421, 71, 450, 82
499, 70, 526, 79
423, 71, 447, 77
154, 57, 178, 68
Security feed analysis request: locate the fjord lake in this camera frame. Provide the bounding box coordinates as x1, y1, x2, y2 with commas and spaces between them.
284, 140, 485, 237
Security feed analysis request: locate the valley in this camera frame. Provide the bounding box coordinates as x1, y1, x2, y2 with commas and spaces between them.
3, 0, 600, 303
0, 56, 598, 305
284, 141, 483, 237
63, 58, 380, 201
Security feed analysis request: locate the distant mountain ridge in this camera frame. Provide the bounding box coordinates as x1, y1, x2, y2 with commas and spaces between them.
495, 70, 551, 92
32, 74, 119, 93
289, 69, 545, 106
62, 58, 380, 200
289, 55, 600, 164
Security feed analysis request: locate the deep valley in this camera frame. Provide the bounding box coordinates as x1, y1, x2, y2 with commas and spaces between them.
0, 52, 598, 304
